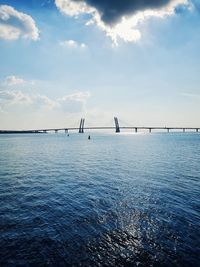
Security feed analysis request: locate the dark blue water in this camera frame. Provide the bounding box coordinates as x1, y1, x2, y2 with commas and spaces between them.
0, 132, 199, 266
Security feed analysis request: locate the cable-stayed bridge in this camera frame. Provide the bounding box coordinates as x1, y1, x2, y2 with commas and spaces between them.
0, 117, 199, 134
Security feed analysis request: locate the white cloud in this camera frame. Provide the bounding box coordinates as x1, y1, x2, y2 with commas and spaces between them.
59, 39, 87, 48
0, 90, 32, 105
58, 91, 90, 102
0, 5, 39, 41
0, 90, 90, 113
55, 0, 190, 45
80, 43, 86, 48
55, 0, 93, 17
0, 76, 35, 89
0, 75, 90, 113
33, 94, 59, 109
58, 91, 90, 112
4, 75, 27, 86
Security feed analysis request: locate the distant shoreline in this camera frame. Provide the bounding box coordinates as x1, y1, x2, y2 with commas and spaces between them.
0, 131, 45, 134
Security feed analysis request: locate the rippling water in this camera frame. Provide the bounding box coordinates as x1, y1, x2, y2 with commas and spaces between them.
0, 132, 200, 266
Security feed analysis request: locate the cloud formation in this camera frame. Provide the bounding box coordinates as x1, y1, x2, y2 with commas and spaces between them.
4, 75, 27, 86
0, 5, 39, 40
55, 0, 190, 44
0, 90, 90, 113
59, 39, 86, 48
0, 90, 32, 107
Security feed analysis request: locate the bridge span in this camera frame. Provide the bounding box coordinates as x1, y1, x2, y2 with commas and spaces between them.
0, 117, 199, 134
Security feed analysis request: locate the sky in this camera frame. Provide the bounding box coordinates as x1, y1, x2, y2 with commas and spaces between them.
0, 0, 200, 129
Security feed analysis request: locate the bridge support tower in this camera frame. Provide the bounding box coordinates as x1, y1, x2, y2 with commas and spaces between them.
79, 118, 85, 133
114, 117, 120, 133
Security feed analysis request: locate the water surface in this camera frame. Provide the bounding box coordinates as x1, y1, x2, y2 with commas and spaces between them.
0, 132, 199, 266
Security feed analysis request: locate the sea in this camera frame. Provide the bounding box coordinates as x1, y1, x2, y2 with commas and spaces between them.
0, 132, 199, 267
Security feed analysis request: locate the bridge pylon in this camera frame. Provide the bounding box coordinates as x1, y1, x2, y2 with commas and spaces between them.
114, 117, 120, 133
79, 118, 85, 133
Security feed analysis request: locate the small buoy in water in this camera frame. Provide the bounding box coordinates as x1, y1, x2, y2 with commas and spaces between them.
88, 135, 91, 140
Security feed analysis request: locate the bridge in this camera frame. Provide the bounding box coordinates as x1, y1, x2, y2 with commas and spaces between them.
0, 117, 199, 134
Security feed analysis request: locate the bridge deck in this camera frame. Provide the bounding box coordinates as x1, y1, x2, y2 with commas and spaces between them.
0, 126, 199, 134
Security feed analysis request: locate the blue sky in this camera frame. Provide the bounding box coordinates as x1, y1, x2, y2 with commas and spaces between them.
0, 0, 200, 129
